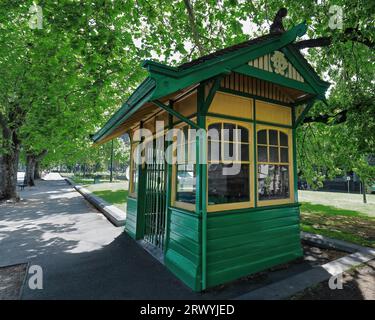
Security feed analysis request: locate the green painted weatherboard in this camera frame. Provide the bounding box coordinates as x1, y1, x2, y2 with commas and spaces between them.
125, 197, 138, 239
205, 204, 302, 288
164, 207, 202, 291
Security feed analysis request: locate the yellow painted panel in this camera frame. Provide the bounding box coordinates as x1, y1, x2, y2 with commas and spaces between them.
173, 91, 197, 122
256, 100, 292, 126
209, 92, 253, 119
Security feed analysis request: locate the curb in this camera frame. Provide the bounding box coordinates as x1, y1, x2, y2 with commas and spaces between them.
18, 262, 30, 300
301, 231, 375, 256
234, 232, 375, 300
64, 177, 126, 227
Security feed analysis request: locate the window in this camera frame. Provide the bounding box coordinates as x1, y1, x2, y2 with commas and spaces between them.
207, 120, 252, 211
257, 128, 291, 202
174, 125, 196, 208
129, 142, 139, 196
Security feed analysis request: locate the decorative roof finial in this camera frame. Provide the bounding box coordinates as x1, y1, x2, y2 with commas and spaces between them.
270, 8, 288, 34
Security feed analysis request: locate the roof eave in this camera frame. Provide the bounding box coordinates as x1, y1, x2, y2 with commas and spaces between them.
92, 78, 156, 144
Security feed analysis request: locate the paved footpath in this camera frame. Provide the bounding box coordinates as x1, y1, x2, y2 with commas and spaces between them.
0, 173, 199, 299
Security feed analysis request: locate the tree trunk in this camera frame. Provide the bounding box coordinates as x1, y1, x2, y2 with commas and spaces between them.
34, 161, 41, 180
24, 150, 47, 186
24, 154, 37, 186
0, 104, 25, 201
183, 0, 205, 55
0, 146, 20, 201
362, 179, 367, 204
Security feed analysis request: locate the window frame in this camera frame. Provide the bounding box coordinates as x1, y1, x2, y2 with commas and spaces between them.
206, 117, 254, 212
171, 120, 197, 212
129, 140, 139, 198
256, 124, 294, 206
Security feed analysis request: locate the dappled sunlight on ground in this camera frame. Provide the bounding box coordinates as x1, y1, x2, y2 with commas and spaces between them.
293, 260, 375, 300
48, 191, 82, 200
0, 173, 122, 266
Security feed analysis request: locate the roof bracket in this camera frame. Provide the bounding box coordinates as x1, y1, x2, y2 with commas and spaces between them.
202, 74, 226, 114
152, 100, 199, 129
294, 99, 316, 128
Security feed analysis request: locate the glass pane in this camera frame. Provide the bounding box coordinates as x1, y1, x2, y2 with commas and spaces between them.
280, 132, 288, 146
258, 146, 268, 162
258, 164, 290, 200
239, 143, 249, 161
280, 147, 289, 163
132, 175, 138, 194
208, 163, 250, 204
269, 146, 279, 162
208, 123, 221, 141
188, 142, 196, 163
223, 142, 234, 161
176, 143, 187, 163
238, 125, 249, 143
188, 127, 196, 142
131, 164, 138, 194
176, 164, 196, 204
208, 140, 220, 162
223, 123, 235, 142
269, 130, 278, 145
183, 126, 189, 142
257, 129, 267, 144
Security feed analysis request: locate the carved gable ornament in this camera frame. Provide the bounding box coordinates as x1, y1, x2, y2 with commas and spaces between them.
270, 51, 288, 76
248, 51, 305, 83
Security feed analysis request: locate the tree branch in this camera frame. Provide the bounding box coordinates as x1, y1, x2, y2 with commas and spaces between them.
183, 0, 205, 55
294, 28, 373, 50
0, 112, 7, 130
36, 149, 48, 161
303, 109, 348, 125
268, 8, 374, 49
294, 37, 333, 49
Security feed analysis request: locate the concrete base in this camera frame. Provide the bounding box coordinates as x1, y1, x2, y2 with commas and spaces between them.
235, 232, 375, 300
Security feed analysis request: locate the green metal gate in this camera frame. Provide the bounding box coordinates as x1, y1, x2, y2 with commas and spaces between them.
143, 139, 167, 250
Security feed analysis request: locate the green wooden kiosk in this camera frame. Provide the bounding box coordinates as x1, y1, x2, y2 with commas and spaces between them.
92, 22, 329, 291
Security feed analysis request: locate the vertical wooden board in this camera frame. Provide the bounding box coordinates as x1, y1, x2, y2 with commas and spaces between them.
125, 197, 138, 239
205, 204, 302, 288
164, 208, 202, 291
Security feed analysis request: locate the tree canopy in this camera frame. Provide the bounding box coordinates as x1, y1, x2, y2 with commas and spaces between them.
0, 0, 374, 200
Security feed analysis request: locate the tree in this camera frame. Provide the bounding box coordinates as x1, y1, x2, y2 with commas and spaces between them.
0, 1, 142, 199
1, 0, 373, 202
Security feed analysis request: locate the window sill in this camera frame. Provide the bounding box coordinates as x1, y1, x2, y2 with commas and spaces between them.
207, 201, 253, 212
173, 201, 196, 212
257, 198, 294, 207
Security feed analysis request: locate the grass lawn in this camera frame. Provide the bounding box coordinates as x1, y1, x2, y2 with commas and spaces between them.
92, 189, 128, 211
299, 190, 375, 217
300, 202, 375, 248
61, 173, 118, 185
70, 176, 95, 185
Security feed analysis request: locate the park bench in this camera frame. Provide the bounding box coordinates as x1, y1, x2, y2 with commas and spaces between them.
18, 183, 26, 191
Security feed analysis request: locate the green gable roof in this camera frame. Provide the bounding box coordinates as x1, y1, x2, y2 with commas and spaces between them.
93, 22, 329, 144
